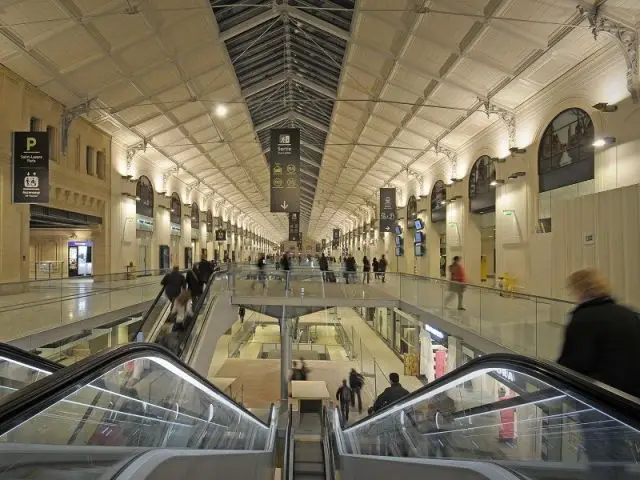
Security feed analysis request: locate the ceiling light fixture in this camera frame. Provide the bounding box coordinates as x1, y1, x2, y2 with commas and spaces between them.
593, 102, 618, 113
593, 136, 616, 147
215, 104, 228, 118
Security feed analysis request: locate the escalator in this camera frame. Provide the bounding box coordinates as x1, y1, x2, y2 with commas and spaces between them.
314, 353, 640, 479
0, 343, 277, 479
0, 343, 62, 399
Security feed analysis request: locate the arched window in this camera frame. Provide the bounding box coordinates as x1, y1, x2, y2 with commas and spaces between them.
135, 176, 154, 218
539, 108, 594, 192
191, 203, 200, 230
206, 210, 213, 233
469, 155, 496, 214
170, 192, 181, 225
431, 180, 447, 223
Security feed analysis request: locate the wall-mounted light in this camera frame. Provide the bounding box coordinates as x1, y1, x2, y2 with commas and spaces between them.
593, 102, 618, 113
490, 157, 507, 163
439, 200, 447, 206
121, 193, 136, 200
184, 203, 192, 208
158, 191, 167, 196
508, 171, 527, 180
449, 195, 462, 203
121, 174, 133, 180
593, 136, 616, 147
135, 196, 141, 201
450, 177, 463, 184
509, 147, 527, 155
490, 179, 505, 187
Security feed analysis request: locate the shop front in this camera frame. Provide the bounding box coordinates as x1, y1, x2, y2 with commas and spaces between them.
68, 240, 93, 277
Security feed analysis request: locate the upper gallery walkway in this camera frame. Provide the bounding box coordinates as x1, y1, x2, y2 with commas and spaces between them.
0, 271, 166, 345
229, 265, 575, 362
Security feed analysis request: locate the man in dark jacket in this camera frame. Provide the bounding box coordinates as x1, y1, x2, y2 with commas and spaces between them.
349, 368, 365, 414
198, 258, 213, 285
371, 372, 409, 413
336, 379, 353, 424
186, 264, 203, 305
558, 269, 640, 478
161, 266, 185, 303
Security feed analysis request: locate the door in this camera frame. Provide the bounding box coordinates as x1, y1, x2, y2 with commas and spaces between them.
68, 246, 78, 277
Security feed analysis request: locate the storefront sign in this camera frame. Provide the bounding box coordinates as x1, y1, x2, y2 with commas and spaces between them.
215, 229, 226, 242
288, 212, 300, 241
136, 214, 154, 232
270, 128, 300, 213
170, 223, 181, 236
379, 188, 396, 232
12, 131, 49, 204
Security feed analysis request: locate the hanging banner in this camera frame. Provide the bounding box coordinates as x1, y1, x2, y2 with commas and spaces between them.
270, 128, 300, 213
379, 187, 397, 233
215, 229, 226, 242
288, 212, 300, 242
12, 131, 49, 204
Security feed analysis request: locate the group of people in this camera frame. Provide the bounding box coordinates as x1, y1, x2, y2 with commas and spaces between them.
158, 259, 216, 346
336, 370, 410, 424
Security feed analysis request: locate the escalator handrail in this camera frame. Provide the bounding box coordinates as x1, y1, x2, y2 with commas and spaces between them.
344, 352, 640, 432
0, 342, 270, 435
0, 342, 62, 373
283, 404, 293, 480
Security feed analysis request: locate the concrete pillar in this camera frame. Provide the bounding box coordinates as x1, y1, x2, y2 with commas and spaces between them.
0, 161, 30, 283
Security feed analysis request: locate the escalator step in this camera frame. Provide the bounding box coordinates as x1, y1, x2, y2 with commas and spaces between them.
294, 442, 323, 463
293, 462, 324, 476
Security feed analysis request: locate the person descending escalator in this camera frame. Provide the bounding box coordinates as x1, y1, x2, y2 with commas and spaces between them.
186, 264, 203, 305
161, 266, 185, 304
198, 257, 213, 285
558, 269, 640, 479
370, 372, 409, 413
336, 379, 353, 425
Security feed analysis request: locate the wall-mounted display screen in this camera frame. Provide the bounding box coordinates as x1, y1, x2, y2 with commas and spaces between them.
395, 246, 404, 257
415, 244, 425, 257
414, 219, 424, 230
395, 236, 403, 246
415, 231, 424, 243
395, 225, 402, 235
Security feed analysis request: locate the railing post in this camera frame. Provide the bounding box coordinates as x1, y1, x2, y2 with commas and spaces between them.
280, 306, 290, 406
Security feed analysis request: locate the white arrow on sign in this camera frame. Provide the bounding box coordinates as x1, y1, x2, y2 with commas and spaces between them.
281, 201, 289, 210
385, 226, 390, 231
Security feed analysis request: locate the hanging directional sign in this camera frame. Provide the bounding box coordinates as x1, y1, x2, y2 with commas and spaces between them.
215, 229, 226, 242
379, 187, 397, 233
270, 128, 300, 213
288, 212, 300, 242
12, 132, 49, 204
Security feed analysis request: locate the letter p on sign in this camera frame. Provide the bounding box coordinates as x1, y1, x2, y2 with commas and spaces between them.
26, 137, 37, 151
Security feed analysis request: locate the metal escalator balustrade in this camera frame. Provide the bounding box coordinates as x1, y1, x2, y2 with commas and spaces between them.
0, 343, 278, 478
327, 353, 640, 479
0, 343, 63, 400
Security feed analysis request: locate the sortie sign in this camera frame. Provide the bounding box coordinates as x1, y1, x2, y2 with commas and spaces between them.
270, 128, 300, 213
13, 131, 49, 204
379, 187, 397, 233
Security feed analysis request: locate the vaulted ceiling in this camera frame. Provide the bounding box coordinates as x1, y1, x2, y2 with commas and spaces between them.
0, 0, 637, 242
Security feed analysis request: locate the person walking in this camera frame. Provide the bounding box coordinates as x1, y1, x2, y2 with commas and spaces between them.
349, 368, 365, 414
372, 257, 379, 280
238, 305, 245, 324
198, 257, 213, 285
161, 266, 185, 304
336, 379, 353, 424
371, 372, 409, 413
378, 255, 388, 283
558, 268, 640, 479
362, 256, 371, 284
445, 256, 466, 310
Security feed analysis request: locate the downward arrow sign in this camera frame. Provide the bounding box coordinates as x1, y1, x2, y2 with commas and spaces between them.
281, 201, 289, 210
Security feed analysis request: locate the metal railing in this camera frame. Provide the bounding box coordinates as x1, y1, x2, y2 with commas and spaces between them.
228, 266, 575, 362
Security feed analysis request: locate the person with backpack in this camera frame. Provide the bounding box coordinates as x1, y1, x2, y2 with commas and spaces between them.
161, 266, 185, 304
349, 368, 365, 414
185, 264, 202, 305
336, 379, 353, 424
371, 372, 409, 413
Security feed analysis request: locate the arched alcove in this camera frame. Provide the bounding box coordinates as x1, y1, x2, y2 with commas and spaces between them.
135, 176, 154, 217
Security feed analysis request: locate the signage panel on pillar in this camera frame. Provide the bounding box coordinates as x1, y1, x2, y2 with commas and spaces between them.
270, 128, 300, 213
379, 187, 397, 233
12, 132, 49, 204
288, 212, 300, 242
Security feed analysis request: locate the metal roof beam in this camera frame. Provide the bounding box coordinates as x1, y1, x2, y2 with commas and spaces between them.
255, 112, 292, 132
242, 73, 287, 98
286, 6, 350, 42
292, 74, 336, 99
301, 156, 320, 167
294, 113, 329, 134
219, 9, 281, 42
